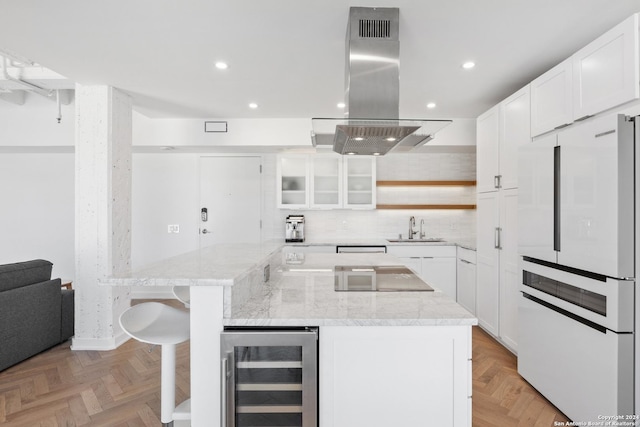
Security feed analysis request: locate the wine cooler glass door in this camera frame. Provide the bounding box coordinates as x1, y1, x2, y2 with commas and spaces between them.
221, 329, 318, 427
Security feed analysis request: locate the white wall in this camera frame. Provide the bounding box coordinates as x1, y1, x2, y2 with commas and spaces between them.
0, 93, 74, 146
131, 153, 200, 268
0, 153, 75, 279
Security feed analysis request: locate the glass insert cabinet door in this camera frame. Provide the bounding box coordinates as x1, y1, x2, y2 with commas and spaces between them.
221, 328, 318, 427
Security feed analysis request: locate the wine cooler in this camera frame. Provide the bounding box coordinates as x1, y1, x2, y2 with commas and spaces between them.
221, 328, 318, 427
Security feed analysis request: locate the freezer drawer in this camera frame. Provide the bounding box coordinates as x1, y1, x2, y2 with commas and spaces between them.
518, 294, 634, 422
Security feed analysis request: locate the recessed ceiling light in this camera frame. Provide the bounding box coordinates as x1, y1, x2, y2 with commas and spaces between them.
337, 102, 346, 109
215, 61, 228, 70
249, 103, 258, 109
462, 61, 475, 70
426, 102, 436, 109
373, 152, 381, 156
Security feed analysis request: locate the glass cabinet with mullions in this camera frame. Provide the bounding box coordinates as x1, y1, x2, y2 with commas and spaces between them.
221, 328, 318, 427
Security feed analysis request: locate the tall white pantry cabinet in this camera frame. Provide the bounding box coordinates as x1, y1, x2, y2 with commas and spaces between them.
476, 85, 529, 353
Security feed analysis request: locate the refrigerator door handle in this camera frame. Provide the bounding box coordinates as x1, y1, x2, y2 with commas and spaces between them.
553, 145, 561, 252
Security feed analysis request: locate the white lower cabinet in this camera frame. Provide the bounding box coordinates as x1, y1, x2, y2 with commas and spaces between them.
387, 245, 457, 299
456, 247, 476, 315
320, 326, 472, 427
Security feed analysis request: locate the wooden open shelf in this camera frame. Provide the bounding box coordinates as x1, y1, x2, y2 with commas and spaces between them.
377, 204, 476, 210
377, 180, 477, 187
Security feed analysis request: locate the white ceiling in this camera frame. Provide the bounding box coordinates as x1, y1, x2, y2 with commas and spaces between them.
0, 0, 638, 119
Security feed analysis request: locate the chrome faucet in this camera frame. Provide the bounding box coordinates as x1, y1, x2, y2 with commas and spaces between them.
408, 216, 418, 239
420, 219, 426, 239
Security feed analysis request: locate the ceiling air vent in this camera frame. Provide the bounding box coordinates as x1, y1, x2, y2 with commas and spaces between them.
358, 19, 391, 38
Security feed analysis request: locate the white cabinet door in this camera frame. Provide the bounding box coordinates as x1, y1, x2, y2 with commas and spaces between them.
343, 157, 376, 209
476, 192, 500, 336
476, 105, 500, 193
421, 257, 456, 299
499, 189, 519, 353
277, 155, 309, 208
397, 256, 422, 276
456, 248, 476, 315
310, 154, 343, 209
573, 14, 639, 121
517, 133, 557, 263
320, 326, 472, 427
530, 59, 573, 137
499, 86, 530, 190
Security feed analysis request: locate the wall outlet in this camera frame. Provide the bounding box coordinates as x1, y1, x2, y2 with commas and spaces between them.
168, 224, 180, 233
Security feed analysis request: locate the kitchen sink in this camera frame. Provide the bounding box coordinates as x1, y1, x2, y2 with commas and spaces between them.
386, 238, 445, 243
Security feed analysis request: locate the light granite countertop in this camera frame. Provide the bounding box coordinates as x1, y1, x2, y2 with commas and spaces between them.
105, 241, 477, 327
225, 251, 477, 327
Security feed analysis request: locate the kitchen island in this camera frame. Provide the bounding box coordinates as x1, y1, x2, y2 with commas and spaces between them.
107, 242, 477, 426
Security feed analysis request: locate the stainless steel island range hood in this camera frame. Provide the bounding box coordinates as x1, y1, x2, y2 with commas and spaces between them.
311, 7, 451, 156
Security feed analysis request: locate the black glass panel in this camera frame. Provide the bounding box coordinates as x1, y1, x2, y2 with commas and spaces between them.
523, 270, 606, 316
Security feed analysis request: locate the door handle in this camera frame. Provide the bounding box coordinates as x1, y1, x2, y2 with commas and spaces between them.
221, 356, 229, 427
202, 229, 211, 234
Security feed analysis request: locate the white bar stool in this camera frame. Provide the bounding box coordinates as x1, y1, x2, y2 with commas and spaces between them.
172, 286, 191, 308
119, 302, 190, 427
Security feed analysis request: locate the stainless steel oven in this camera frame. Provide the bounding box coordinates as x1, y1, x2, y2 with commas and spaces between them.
518, 257, 634, 422
221, 328, 318, 427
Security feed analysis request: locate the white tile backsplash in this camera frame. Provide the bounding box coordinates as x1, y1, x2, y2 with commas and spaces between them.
261, 152, 477, 242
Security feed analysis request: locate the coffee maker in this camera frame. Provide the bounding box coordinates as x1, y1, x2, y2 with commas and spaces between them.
285, 215, 305, 242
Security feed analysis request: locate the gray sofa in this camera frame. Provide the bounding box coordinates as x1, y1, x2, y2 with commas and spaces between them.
0, 259, 75, 371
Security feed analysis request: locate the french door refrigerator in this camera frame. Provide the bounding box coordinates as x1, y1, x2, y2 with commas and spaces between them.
518, 113, 636, 422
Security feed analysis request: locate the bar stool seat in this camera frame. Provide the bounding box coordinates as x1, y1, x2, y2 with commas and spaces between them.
172, 286, 191, 308
120, 302, 190, 426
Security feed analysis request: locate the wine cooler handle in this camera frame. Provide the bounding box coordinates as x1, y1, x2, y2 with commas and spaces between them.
221, 356, 229, 427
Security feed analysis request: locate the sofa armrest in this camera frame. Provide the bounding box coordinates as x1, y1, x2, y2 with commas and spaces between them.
61, 289, 75, 341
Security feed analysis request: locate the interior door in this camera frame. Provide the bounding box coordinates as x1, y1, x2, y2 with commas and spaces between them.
199, 156, 262, 246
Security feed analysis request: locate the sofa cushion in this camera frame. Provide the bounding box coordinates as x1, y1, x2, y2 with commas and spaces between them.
0, 259, 53, 292
0, 278, 61, 371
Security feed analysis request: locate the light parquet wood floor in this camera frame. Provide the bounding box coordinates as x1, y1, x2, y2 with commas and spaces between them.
1, 306, 569, 426
472, 326, 570, 427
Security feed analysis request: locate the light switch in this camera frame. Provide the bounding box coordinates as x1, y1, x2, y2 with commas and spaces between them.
168, 225, 180, 233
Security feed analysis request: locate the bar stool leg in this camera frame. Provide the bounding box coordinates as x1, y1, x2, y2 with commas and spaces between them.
161, 343, 176, 427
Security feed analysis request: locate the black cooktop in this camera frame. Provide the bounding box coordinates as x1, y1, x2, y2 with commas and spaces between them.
334, 265, 434, 292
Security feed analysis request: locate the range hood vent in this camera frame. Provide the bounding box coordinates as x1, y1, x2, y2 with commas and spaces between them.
358, 19, 391, 38
311, 7, 451, 155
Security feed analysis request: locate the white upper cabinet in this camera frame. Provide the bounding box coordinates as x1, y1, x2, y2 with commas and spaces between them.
500, 86, 531, 190
573, 14, 639, 121
531, 13, 639, 138
530, 59, 573, 137
476, 105, 500, 193
277, 154, 310, 209
278, 154, 375, 210
310, 154, 343, 209
477, 85, 530, 192
343, 157, 376, 209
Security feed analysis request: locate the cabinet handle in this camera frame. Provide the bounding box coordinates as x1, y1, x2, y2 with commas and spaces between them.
494, 175, 502, 189
459, 259, 473, 265
494, 227, 502, 250
575, 114, 593, 122
553, 123, 571, 130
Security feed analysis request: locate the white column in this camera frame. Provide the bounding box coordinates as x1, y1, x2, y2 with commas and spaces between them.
72, 85, 132, 350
